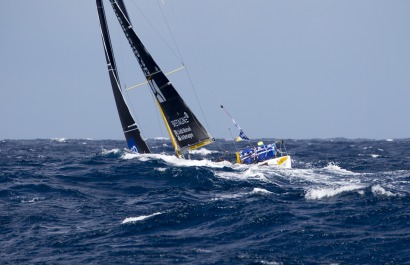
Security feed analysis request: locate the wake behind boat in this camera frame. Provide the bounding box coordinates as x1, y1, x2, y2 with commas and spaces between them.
96, 0, 291, 168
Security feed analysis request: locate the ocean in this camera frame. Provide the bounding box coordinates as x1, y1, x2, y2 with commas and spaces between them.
1, 138, 409, 264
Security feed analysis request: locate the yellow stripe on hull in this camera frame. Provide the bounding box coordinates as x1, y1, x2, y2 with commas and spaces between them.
189, 139, 214, 151
155, 99, 214, 158
260, 155, 292, 168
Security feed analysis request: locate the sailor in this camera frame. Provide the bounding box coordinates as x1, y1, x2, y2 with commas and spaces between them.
255, 141, 268, 163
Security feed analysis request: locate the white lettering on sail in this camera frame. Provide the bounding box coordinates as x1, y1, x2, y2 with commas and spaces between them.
175, 127, 192, 135
173, 126, 194, 141
170, 112, 189, 128
179, 133, 194, 141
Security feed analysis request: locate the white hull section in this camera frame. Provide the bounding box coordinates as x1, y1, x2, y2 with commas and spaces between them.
258, 155, 292, 168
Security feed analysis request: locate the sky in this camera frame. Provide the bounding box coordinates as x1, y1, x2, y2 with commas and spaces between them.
1, 0, 409, 140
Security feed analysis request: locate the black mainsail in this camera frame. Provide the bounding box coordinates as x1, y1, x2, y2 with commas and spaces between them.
98, 0, 214, 157
96, 0, 150, 153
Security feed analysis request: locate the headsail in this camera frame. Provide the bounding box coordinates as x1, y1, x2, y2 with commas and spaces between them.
108, 0, 214, 157
96, 0, 150, 153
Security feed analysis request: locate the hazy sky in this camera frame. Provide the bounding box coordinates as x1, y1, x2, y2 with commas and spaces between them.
1, 0, 409, 140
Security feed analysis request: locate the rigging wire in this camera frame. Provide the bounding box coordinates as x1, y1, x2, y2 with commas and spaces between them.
149, 90, 166, 140
154, 0, 231, 155
108, 0, 164, 140
121, 0, 228, 153
157, 1, 235, 145
155, 0, 214, 139
109, 1, 150, 141
228, 128, 239, 153
129, 0, 183, 64
221, 104, 254, 150
156, 0, 184, 64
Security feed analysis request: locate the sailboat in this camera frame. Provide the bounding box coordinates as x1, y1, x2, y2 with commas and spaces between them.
220, 105, 291, 168
96, 0, 291, 168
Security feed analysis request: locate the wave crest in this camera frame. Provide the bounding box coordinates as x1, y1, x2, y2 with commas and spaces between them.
122, 212, 162, 224
305, 184, 365, 200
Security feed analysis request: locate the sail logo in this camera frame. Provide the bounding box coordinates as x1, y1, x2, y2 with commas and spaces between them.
130, 145, 138, 153
170, 112, 189, 128
127, 138, 139, 153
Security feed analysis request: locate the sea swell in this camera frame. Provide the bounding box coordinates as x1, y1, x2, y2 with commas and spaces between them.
0, 138, 409, 264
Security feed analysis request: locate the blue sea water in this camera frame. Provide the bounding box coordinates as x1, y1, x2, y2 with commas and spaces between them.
1, 138, 409, 264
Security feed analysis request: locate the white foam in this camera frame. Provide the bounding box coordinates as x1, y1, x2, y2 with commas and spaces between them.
214, 171, 243, 181
323, 162, 357, 175
154, 137, 169, 140
371, 185, 395, 197
251, 188, 272, 194
101, 148, 121, 155
21, 197, 44, 203
212, 192, 246, 201
371, 154, 380, 158
121, 152, 231, 168
243, 167, 269, 181
155, 167, 167, 172
121, 152, 139, 161
51, 138, 67, 143
194, 248, 212, 254
258, 261, 281, 265
305, 184, 365, 200
122, 212, 162, 224
215, 165, 270, 182
189, 148, 217, 156
386, 139, 394, 142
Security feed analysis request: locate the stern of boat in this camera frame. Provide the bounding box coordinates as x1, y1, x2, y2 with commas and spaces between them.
264, 155, 292, 168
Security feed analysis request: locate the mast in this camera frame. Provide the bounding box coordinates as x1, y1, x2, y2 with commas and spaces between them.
96, 0, 150, 153
108, 0, 214, 157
